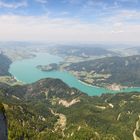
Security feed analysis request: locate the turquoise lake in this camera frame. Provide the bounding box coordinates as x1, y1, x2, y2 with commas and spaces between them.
9, 53, 140, 96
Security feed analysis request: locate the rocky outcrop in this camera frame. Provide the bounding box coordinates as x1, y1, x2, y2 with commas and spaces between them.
0, 104, 8, 140
133, 115, 140, 140
58, 98, 80, 107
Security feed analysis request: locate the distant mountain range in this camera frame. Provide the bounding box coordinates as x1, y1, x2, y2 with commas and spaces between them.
48, 45, 118, 57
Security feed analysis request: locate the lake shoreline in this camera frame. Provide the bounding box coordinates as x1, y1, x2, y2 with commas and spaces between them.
9, 52, 140, 96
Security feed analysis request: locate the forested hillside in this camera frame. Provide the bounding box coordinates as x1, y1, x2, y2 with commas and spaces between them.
0, 78, 140, 140
0, 53, 12, 76
65, 55, 140, 87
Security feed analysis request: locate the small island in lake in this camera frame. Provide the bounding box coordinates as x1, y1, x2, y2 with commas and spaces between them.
37, 63, 59, 72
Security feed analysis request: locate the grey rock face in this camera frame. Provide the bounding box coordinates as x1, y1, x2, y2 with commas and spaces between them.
0, 111, 7, 140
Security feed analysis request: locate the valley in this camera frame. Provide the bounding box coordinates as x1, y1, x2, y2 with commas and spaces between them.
0, 43, 140, 140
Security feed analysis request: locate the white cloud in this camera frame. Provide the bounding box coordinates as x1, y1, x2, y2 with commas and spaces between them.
0, 0, 27, 9
63, 0, 82, 5
36, 0, 48, 4
0, 14, 140, 43
117, 0, 138, 3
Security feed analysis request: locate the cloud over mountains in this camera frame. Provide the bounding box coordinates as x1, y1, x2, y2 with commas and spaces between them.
0, 0, 140, 43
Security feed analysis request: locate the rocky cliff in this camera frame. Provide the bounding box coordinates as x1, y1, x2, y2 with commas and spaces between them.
0, 104, 7, 140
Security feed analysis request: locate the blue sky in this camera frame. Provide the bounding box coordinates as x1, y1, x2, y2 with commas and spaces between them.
0, 0, 140, 43
1, 0, 140, 21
